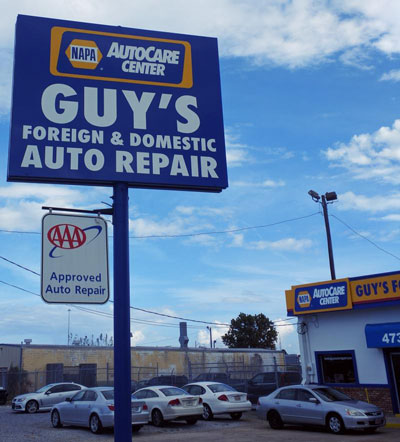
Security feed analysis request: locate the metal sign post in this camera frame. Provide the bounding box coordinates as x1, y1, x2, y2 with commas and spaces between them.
112, 183, 131, 440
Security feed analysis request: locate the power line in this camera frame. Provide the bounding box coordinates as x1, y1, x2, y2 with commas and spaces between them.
331, 214, 400, 262
0, 212, 321, 239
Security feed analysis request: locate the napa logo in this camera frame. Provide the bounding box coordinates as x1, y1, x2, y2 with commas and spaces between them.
65, 39, 103, 70
297, 290, 311, 308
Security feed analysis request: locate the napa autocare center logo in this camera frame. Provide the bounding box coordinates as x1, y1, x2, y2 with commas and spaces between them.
8, 16, 227, 192
294, 280, 350, 314
41, 213, 109, 304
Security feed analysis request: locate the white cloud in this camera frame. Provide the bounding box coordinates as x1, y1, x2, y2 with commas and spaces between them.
249, 238, 313, 252
380, 69, 400, 82
338, 191, 400, 213
2, 1, 400, 113
324, 119, 400, 184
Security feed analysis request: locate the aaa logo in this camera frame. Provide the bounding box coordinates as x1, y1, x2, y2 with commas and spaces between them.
48, 224, 86, 249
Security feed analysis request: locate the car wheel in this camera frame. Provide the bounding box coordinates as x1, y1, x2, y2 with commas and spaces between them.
89, 414, 103, 434
51, 410, 62, 428
152, 409, 164, 427
25, 400, 39, 414
268, 410, 284, 429
327, 413, 345, 434
186, 417, 198, 425
202, 404, 213, 420
132, 425, 142, 432
230, 412, 242, 420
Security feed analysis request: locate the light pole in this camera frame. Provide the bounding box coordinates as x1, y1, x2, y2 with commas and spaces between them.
308, 190, 338, 280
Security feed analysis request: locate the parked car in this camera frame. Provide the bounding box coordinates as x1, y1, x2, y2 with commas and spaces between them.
192, 373, 246, 390
12, 382, 85, 413
246, 371, 302, 404
256, 384, 385, 434
182, 382, 252, 420
50, 387, 149, 434
146, 375, 188, 388
0, 387, 8, 405
132, 385, 202, 426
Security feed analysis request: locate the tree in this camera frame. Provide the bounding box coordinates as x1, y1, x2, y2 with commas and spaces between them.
222, 313, 278, 349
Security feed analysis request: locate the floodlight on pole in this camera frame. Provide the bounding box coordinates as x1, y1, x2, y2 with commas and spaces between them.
308, 190, 338, 280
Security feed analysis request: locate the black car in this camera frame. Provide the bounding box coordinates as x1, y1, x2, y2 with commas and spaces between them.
246, 371, 302, 404
146, 374, 189, 388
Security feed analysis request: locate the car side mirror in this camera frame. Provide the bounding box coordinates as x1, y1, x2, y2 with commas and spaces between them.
65, 397, 71, 402
45, 391, 51, 395
309, 397, 319, 404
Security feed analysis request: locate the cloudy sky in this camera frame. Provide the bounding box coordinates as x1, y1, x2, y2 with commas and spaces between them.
2, 0, 400, 354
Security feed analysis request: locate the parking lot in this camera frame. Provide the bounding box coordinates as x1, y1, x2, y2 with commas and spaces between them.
1, 405, 399, 442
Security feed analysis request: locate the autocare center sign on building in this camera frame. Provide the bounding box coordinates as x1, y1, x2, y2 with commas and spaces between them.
7, 15, 227, 192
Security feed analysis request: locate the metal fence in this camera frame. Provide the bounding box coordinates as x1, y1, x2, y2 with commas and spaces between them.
2, 360, 301, 399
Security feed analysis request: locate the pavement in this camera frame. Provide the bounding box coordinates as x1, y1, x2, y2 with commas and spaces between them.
386, 414, 400, 428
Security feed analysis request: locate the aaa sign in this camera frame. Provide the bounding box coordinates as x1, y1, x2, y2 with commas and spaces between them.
41, 213, 109, 304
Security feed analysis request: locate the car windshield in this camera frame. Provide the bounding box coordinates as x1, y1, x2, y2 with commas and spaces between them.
35, 384, 55, 393
101, 390, 114, 400
313, 387, 352, 402
208, 383, 236, 393
160, 387, 189, 397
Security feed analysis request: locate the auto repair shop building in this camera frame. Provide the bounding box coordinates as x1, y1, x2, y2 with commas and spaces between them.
286, 269, 400, 414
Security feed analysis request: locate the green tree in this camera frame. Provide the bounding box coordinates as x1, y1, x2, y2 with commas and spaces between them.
222, 313, 278, 349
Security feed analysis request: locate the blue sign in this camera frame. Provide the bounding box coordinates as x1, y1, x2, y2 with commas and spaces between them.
294, 280, 351, 314
365, 322, 400, 348
8, 15, 228, 192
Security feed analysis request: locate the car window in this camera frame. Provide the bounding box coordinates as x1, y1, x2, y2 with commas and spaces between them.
313, 387, 352, 402
83, 391, 97, 401
263, 373, 276, 383
132, 390, 148, 399
207, 383, 236, 393
49, 385, 64, 393
296, 389, 315, 402
252, 374, 264, 384
101, 390, 114, 400
187, 385, 203, 395
71, 390, 86, 401
63, 384, 81, 392
36, 384, 55, 393
147, 390, 159, 398
276, 388, 297, 400
160, 387, 188, 397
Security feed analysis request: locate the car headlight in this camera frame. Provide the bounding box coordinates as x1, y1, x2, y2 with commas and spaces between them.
345, 408, 365, 416
17, 397, 26, 402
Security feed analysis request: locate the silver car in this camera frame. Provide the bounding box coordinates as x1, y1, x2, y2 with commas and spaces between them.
12, 382, 85, 413
51, 387, 149, 434
256, 384, 385, 434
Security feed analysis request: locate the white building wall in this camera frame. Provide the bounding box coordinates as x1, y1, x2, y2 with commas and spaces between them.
298, 304, 400, 385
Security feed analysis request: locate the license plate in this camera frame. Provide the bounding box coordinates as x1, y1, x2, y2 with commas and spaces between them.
131, 406, 141, 413
234, 395, 241, 401
370, 418, 382, 425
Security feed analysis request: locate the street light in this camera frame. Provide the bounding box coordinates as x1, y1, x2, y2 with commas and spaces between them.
308, 190, 338, 280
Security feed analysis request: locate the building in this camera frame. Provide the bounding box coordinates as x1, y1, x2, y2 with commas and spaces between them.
286, 269, 400, 413
0, 343, 296, 392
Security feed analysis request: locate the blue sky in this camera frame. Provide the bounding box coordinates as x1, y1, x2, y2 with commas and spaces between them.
2, 1, 400, 354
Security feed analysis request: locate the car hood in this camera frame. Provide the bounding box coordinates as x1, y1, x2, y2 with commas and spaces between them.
333, 400, 381, 411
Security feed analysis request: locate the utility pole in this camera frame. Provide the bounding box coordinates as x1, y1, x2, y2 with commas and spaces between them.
308, 190, 338, 280
67, 309, 71, 346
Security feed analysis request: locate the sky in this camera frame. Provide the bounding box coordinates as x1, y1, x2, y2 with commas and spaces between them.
2, 0, 400, 354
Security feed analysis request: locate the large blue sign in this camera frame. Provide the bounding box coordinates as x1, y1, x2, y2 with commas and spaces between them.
7, 15, 228, 192
294, 280, 351, 314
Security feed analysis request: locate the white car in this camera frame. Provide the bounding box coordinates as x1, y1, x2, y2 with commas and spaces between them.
183, 382, 252, 420
132, 385, 203, 426
12, 382, 85, 413
51, 387, 149, 434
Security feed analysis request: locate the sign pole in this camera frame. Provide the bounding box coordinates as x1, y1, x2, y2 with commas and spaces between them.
113, 182, 132, 441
